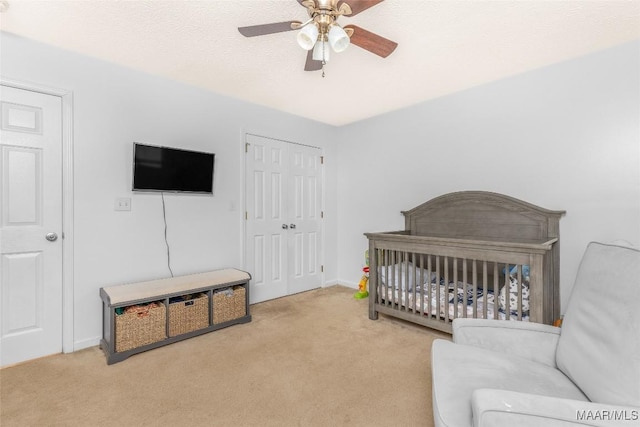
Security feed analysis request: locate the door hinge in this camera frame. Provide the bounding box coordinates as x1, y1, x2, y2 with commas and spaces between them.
321, 265, 324, 273
245, 142, 250, 153
321, 211, 324, 219
320, 156, 324, 165
245, 211, 248, 220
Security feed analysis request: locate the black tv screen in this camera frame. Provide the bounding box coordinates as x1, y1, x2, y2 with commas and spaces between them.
132, 143, 214, 194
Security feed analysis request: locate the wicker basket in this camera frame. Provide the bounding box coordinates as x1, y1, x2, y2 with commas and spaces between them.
168, 293, 209, 337
115, 301, 166, 353
212, 286, 246, 324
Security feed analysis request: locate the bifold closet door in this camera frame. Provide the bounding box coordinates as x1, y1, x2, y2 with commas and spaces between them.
245, 134, 322, 304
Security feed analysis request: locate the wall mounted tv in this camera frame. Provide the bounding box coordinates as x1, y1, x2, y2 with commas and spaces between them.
132, 143, 214, 194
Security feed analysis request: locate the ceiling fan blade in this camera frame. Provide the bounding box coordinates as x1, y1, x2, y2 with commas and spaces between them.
344, 24, 397, 58
304, 50, 323, 71
238, 21, 301, 37
338, 0, 384, 16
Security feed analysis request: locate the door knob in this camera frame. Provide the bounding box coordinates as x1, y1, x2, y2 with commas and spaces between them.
282, 224, 289, 229
45, 232, 58, 242
289, 224, 296, 229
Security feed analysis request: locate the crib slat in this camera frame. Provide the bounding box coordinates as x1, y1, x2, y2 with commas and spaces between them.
383, 249, 388, 306
378, 250, 383, 306
472, 260, 478, 318
381, 250, 387, 306
427, 255, 433, 318
444, 256, 449, 323
517, 264, 523, 321
419, 254, 425, 316
493, 263, 499, 320
482, 261, 488, 319
408, 252, 413, 313
391, 250, 397, 308
435, 256, 441, 321
462, 259, 468, 318
453, 258, 458, 320
395, 250, 401, 308
403, 251, 409, 312
407, 252, 419, 314
376, 250, 381, 305
383, 249, 391, 305
504, 265, 510, 321
380, 249, 386, 306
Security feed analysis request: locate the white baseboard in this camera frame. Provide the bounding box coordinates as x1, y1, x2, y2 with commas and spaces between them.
73, 336, 101, 352
330, 280, 359, 289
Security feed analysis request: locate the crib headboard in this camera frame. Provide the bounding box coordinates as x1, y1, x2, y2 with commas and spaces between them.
402, 191, 565, 243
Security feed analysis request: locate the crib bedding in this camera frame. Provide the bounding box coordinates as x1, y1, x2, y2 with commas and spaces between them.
380, 276, 530, 321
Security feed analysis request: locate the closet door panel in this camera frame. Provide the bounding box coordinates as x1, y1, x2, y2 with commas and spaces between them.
245, 135, 288, 303
287, 144, 322, 295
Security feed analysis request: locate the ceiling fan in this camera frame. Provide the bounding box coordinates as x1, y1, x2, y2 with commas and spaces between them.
238, 0, 397, 73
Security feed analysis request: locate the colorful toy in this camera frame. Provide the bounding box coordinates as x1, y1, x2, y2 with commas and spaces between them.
354, 250, 370, 299
353, 246, 369, 299
354, 266, 369, 299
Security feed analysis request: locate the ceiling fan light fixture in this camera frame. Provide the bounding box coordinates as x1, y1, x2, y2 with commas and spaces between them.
312, 40, 330, 62
328, 24, 350, 53
297, 23, 319, 50
237, 0, 397, 73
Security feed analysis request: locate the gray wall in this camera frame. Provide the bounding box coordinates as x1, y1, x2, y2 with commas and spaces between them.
1, 32, 339, 349
336, 40, 640, 312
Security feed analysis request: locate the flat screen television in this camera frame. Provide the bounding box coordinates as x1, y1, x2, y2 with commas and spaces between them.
132, 143, 214, 194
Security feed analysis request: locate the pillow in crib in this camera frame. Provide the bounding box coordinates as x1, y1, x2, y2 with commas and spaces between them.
498, 276, 530, 313
378, 263, 437, 291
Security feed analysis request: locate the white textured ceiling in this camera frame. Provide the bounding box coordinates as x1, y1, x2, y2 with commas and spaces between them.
1, 0, 639, 126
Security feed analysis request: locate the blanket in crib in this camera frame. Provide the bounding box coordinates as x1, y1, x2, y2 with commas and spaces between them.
379, 272, 530, 320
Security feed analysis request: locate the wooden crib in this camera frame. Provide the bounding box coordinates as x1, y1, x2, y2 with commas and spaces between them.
365, 191, 565, 334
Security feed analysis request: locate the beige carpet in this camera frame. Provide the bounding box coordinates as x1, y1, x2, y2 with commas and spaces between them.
1, 285, 449, 427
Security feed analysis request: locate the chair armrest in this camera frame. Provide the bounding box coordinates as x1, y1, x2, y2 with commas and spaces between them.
472, 389, 640, 427
453, 318, 561, 367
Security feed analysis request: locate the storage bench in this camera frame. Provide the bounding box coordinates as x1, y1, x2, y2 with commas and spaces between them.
100, 268, 251, 364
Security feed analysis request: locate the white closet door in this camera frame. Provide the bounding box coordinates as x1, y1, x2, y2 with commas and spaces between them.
287, 143, 322, 295
245, 134, 323, 303
0, 85, 63, 366
245, 134, 289, 303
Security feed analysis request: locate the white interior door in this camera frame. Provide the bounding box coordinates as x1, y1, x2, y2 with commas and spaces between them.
287, 144, 322, 295
245, 134, 288, 303
0, 85, 63, 366
245, 134, 323, 303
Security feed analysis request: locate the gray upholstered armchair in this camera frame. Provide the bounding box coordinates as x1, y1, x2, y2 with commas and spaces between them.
431, 241, 640, 427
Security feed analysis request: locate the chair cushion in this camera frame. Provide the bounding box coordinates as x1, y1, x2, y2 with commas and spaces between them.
556, 242, 640, 407
432, 339, 587, 427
